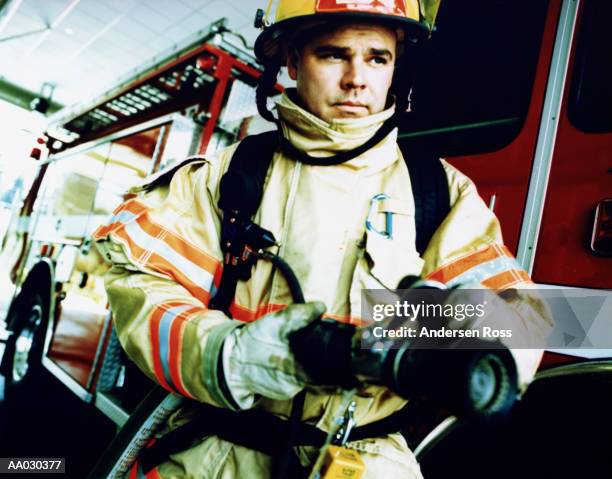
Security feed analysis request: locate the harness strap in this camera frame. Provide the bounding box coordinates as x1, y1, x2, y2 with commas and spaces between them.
138, 400, 426, 474
209, 131, 279, 315
403, 142, 450, 255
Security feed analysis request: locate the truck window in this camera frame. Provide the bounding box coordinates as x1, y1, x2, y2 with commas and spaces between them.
399, 0, 550, 156
90, 125, 163, 225
31, 143, 110, 242
568, 0, 612, 133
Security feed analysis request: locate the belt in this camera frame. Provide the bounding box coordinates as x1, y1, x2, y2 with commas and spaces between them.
139, 400, 417, 474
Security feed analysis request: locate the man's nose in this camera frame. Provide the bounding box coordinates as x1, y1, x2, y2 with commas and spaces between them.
342, 59, 367, 90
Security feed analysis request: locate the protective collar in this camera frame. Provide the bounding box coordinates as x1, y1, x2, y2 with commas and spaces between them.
275, 89, 399, 170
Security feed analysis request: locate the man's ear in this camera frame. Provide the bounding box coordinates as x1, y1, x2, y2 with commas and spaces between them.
287, 49, 298, 81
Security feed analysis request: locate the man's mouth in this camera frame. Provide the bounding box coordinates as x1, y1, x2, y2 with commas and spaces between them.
334, 101, 368, 113
336, 101, 367, 108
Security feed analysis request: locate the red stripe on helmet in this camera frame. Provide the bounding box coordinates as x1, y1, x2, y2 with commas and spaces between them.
316, 0, 407, 17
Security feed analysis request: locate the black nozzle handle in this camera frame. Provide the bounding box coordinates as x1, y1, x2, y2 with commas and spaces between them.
289, 319, 360, 390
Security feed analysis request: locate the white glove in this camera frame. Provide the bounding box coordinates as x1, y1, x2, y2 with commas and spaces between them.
222, 301, 326, 408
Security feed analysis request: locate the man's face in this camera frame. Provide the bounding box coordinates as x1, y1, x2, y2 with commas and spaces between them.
287, 23, 397, 123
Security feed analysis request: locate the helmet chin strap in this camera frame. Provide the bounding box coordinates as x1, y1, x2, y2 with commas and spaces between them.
255, 62, 406, 166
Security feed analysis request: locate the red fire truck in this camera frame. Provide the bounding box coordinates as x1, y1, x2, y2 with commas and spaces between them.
0, 1, 610, 477
0, 19, 278, 422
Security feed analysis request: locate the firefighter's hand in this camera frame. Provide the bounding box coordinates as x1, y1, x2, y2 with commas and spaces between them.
221, 301, 326, 408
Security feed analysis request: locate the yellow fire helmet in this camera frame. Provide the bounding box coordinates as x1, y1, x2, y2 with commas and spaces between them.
254, 0, 441, 63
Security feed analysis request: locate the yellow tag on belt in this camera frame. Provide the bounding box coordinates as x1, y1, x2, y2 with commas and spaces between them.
320, 445, 365, 478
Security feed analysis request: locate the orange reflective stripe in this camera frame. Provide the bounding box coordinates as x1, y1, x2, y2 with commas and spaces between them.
481, 269, 532, 290
125, 438, 162, 478
128, 461, 139, 479
168, 305, 201, 399
93, 200, 148, 239
113, 228, 212, 304
230, 302, 285, 322
149, 302, 201, 400
229, 302, 358, 324
426, 243, 534, 290
127, 459, 161, 479
134, 213, 219, 276
322, 312, 362, 325
427, 244, 513, 284
146, 468, 162, 479
149, 304, 178, 395
95, 199, 221, 305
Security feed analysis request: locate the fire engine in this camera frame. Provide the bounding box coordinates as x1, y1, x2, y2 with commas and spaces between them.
0, 1, 610, 477
0, 18, 278, 420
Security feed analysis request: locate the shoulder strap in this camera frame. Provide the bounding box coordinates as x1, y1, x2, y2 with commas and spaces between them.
210, 131, 279, 315
217, 131, 279, 215
400, 143, 450, 255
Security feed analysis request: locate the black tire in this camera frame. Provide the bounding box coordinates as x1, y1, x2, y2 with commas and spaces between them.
2, 292, 52, 406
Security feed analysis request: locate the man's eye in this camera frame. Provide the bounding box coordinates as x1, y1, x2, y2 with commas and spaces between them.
370, 56, 388, 65
322, 53, 345, 60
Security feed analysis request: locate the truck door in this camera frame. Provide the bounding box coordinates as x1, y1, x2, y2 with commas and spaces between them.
399, 0, 556, 253
530, 0, 612, 288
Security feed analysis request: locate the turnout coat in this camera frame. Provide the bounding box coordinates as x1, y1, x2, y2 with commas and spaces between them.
94, 93, 552, 478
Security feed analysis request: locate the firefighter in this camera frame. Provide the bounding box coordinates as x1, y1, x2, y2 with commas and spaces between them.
94, 1, 552, 477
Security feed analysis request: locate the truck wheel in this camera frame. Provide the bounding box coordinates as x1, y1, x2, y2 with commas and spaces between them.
3, 292, 51, 405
